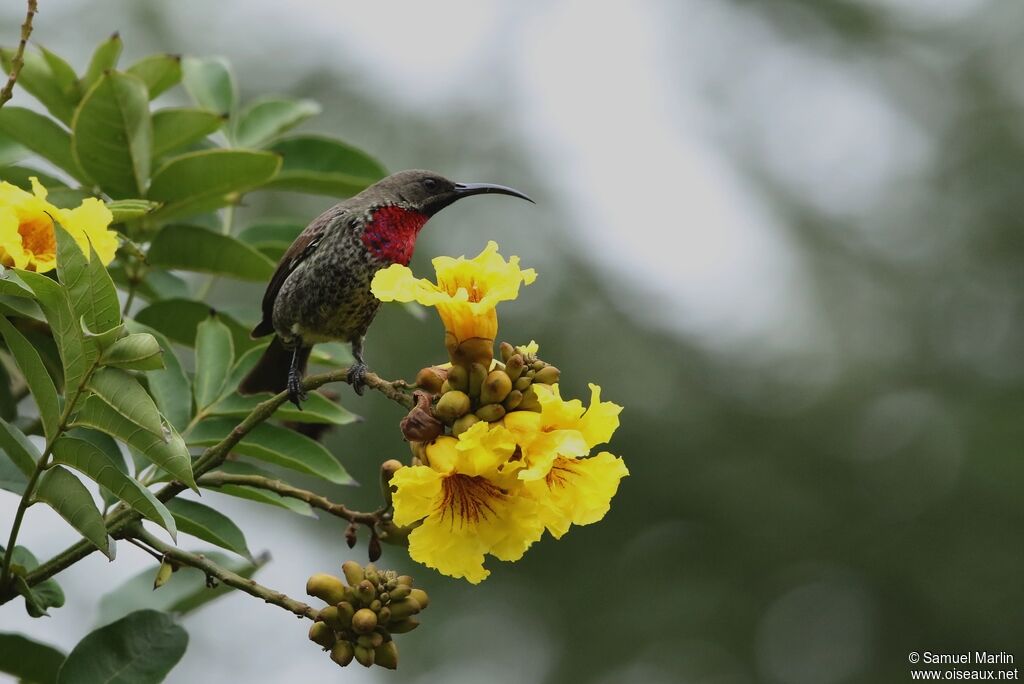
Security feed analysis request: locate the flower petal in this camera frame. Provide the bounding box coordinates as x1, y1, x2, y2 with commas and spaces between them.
577, 384, 623, 448
527, 452, 629, 538
390, 465, 443, 528
0, 206, 28, 269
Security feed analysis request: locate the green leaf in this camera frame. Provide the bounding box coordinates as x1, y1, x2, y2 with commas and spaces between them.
72, 71, 152, 197
147, 224, 275, 281
264, 135, 386, 197
54, 222, 120, 334
181, 56, 236, 115
101, 332, 164, 370
193, 315, 234, 410
0, 417, 39, 476
52, 436, 176, 538
125, 54, 182, 99
0, 48, 76, 123
151, 108, 224, 158
147, 149, 281, 219
0, 632, 65, 684
81, 33, 124, 91
88, 367, 164, 437
40, 47, 82, 104
187, 418, 352, 484
0, 449, 27, 494
106, 198, 160, 223
0, 317, 60, 439
0, 107, 87, 182
166, 498, 251, 558
17, 269, 92, 392
67, 426, 128, 508
237, 220, 303, 261
123, 322, 192, 432
97, 552, 263, 623
210, 391, 358, 425
4, 546, 65, 616
235, 97, 321, 148
0, 165, 68, 190
71, 395, 196, 490
56, 610, 188, 684
133, 299, 255, 352
205, 462, 315, 517
35, 465, 112, 559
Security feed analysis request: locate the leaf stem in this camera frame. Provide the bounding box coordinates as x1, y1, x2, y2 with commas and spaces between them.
0, 0, 37, 110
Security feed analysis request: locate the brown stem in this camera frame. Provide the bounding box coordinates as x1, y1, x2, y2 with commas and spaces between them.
131, 526, 317, 620
0, 0, 38, 110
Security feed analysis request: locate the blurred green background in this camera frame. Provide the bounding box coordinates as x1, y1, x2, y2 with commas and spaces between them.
3, 1, 1023, 682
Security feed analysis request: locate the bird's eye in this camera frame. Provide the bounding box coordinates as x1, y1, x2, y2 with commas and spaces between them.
422, 178, 438, 190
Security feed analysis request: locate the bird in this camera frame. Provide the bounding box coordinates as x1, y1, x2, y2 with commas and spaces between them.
238, 169, 533, 408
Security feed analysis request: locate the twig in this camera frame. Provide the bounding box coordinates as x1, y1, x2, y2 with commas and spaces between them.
0, 0, 38, 109
10, 366, 412, 596
198, 472, 383, 525
132, 526, 318, 620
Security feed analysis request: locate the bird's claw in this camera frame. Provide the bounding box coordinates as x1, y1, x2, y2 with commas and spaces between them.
347, 362, 368, 396
287, 370, 307, 409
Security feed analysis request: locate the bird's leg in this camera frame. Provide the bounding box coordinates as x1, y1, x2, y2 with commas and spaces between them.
287, 340, 308, 409
347, 336, 368, 396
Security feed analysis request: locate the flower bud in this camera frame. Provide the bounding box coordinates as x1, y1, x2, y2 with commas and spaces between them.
377, 606, 392, 623
388, 584, 411, 601
447, 365, 469, 392
307, 573, 347, 605
401, 390, 444, 442
499, 341, 516, 363
336, 601, 356, 626
341, 561, 364, 587
369, 599, 382, 612
388, 617, 420, 634
330, 641, 354, 667
153, 559, 173, 589
531, 360, 545, 371
353, 608, 378, 634
415, 366, 447, 395
368, 534, 382, 563
409, 588, 430, 610
505, 354, 525, 381
514, 376, 532, 392
354, 644, 375, 667
387, 598, 422, 621
318, 606, 347, 631
468, 363, 488, 400
434, 391, 471, 423
475, 403, 506, 422
533, 366, 560, 385
452, 413, 481, 436
356, 579, 377, 604
309, 621, 336, 649
480, 370, 513, 404
375, 641, 399, 670
518, 386, 542, 412
357, 632, 384, 649
380, 459, 402, 508
364, 564, 380, 585
397, 575, 414, 587
503, 390, 523, 411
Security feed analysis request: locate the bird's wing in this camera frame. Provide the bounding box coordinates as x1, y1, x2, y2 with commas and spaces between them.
251, 206, 349, 338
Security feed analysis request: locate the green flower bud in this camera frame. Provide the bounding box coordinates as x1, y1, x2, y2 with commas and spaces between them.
499, 342, 516, 363
531, 360, 545, 371
388, 584, 411, 601
447, 365, 469, 392
452, 413, 481, 436
357, 633, 383, 649
341, 561, 364, 587
408, 588, 430, 610
480, 369, 513, 404
364, 564, 380, 585
378, 606, 392, 623
475, 403, 506, 422
518, 387, 542, 412
369, 599, 382, 612
354, 644, 375, 668
318, 606, 347, 631
505, 355, 525, 381
503, 390, 523, 411
153, 559, 173, 590
356, 579, 377, 604
514, 376, 532, 392
440, 380, 451, 394
397, 575, 414, 587
469, 363, 488, 400
533, 366, 560, 385
375, 641, 399, 670
435, 390, 471, 423
387, 598, 422, 621
336, 601, 356, 626
353, 608, 378, 634
388, 617, 420, 634
330, 641, 354, 667
415, 366, 447, 395
308, 621, 337, 649
306, 573, 347, 605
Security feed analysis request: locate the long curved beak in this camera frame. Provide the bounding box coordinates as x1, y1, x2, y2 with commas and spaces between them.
453, 182, 534, 203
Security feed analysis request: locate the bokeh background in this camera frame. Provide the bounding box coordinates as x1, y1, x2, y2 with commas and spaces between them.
3, 0, 1024, 682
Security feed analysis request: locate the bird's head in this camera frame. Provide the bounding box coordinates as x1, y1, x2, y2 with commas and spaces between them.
366, 169, 533, 216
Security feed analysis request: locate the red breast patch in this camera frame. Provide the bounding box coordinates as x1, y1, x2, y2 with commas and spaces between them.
361, 206, 429, 265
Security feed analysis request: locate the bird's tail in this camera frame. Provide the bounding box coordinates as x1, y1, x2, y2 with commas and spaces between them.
238, 336, 310, 395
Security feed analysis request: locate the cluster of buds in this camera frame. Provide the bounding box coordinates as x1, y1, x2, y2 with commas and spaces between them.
411, 342, 559, 439
306, 561, 430, 669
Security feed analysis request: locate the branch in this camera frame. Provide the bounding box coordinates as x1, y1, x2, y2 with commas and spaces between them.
14, 366, 412, 593
198, 472, 383, 526
0, 0, 38, 110
132, 526, 318, 620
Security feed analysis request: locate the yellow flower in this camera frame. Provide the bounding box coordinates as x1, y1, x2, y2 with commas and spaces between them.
371, 241, 536, 365
504, 383, 623, 481
390, 421, 544, 583
0, 179, 117, 273
524, 452, 629, 539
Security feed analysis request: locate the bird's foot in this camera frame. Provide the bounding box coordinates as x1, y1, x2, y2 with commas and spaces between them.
287, 369, 307, 409
347, 361, 368, 396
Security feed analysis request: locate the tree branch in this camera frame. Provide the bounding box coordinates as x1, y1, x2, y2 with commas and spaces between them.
131, 526, 318, 620
10, 366, 412, 596
198, 472, 383, 525
0, 0, 38, 110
